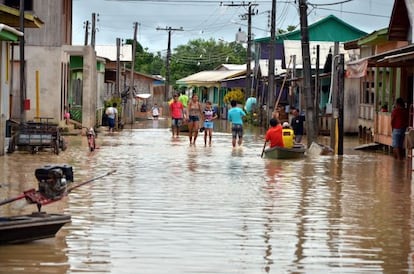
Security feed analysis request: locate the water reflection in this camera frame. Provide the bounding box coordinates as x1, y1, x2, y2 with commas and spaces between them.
0, 120, 414, 273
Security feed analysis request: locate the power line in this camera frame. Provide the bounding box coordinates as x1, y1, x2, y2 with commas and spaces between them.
104, 0, 281, 2
308, 0, 355, 7
313, 6, 390, 18
156, 26, 184, 100
309, 0, 355, 6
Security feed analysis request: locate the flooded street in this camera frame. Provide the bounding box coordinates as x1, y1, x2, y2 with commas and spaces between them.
0, 119, 413, 273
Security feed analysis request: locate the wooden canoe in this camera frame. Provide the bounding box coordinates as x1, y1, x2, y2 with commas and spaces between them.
0, 212, 71, 244
264, 144, 306, 159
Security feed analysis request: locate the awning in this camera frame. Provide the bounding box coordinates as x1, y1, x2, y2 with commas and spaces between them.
346, 44, 414, 73
177, 70, 245, 88
367, 44, 414, 67
0, 23, 23, 41
377, 51, 414, 66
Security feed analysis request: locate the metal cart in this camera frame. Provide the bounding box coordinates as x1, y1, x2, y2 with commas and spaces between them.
7, 117, 67, 155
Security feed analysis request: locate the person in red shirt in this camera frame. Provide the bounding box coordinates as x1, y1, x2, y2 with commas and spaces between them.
169, 94, 185, 138
391, 97, 409, 160
265, 118, 284, 148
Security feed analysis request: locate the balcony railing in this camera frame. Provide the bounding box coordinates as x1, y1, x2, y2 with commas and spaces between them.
359, 104, 374, 120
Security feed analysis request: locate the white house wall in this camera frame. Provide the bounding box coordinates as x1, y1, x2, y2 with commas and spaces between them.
13, 46, 62, 121
62, 45, 98, 128
97, 65, 105, 110
0, 42, 9, 155
283, 40, 348, 69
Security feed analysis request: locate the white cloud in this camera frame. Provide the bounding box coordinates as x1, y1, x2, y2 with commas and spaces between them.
72, 0, 394, 52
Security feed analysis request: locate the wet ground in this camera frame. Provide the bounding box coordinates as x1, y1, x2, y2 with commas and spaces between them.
0, 118, 413, 273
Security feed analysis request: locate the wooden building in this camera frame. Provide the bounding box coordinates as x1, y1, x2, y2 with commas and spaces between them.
344, 0, 414, 148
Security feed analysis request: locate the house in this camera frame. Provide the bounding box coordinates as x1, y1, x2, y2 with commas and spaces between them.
254, 14, 367, 131
0, 3, 44, 156
176, 65, 246, 116
95, 45, 164, 121
0, 0, 101, 134
0, 23, 22, 155
344, 0, 414, 147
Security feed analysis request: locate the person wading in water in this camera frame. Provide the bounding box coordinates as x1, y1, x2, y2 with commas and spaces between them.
187, 94, 203, 145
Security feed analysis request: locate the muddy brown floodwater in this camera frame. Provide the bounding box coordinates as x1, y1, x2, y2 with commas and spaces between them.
0, 118, 413, 273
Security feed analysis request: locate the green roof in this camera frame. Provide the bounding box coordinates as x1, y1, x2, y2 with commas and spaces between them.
255, 15, 367, 43
357, 28, 389, 46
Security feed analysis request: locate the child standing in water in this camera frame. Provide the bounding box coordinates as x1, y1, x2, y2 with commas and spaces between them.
202, 101, 218, 146
151, 103, 160, 120
187, 94, 203, 145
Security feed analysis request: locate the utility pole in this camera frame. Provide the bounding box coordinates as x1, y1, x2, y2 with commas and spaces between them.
247, 4, 257, 98
156, 26, 183, 101
91, 13, 98, 49
127, 22, 139, 124
298, 0, 317, 147
84, 20, 90, 46
116, 38, 121, 98
315, 44, 320, 135
222, 2, 258, 99
330, 42, 339, 150
338, 54, 344, 155
267, 0, 276, 124
19, 0, 26, 122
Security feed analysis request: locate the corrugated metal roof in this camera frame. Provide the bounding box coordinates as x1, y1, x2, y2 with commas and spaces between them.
178, 59, 287, 87
95, 45, 132, 62
177, 70, 245, 87
215, 64, 246, 71
283, 40, 349, 69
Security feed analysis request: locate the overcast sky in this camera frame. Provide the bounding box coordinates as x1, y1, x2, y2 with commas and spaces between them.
72, 0, 394, 54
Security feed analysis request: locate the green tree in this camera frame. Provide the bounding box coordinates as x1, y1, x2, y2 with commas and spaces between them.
169, 38, 246, 86
277, 25, 297, 34
124, 38, 246, 89
125, 39, 164, 75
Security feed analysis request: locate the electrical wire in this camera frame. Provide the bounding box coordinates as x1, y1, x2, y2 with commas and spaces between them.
76, 0, 393, 53
309, 0, 355, 6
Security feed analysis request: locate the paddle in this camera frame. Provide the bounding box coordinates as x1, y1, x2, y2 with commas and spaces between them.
0, 193, 27, 207
261, 141, 267, 158
66, 169, 116, 194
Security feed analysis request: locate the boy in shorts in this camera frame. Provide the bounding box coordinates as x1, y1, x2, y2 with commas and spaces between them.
227, 100, 246, 147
